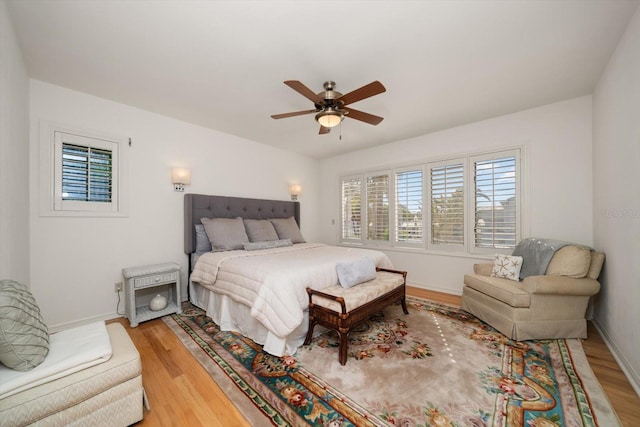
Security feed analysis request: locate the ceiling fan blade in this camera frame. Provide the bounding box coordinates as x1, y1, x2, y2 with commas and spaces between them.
319, 125, 331, 134
336, 81, 386, 106
343, 107, 384, 125
271, 109, 317, 119
284, 80, 324, 104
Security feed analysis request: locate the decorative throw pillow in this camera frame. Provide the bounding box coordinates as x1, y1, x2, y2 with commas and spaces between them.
243, 239, 292, 251
0, 280, 49, 371
201, 217, 249, 251
545, 245, 592, 278
336, 257, 377, 288
194, 224, 212, 252
269, 217, 305, 243
490, 254, 523, 281
243, 219, 279, 242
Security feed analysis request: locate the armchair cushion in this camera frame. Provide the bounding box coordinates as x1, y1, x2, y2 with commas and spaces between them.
464, 274, 530, 307
545, 245, 591, 278
521, 275, 601, 296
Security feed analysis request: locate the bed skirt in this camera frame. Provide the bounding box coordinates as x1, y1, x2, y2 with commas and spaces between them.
189, 280, 311, 356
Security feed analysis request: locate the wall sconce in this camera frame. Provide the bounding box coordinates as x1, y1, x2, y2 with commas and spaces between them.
289, 184, 302, 201
172, 168, 191, 192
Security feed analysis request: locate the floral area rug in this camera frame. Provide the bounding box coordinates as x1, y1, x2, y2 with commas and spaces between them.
163, 297, 619, 427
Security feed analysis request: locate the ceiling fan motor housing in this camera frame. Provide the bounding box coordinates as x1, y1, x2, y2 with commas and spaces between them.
318, 81, 343, 106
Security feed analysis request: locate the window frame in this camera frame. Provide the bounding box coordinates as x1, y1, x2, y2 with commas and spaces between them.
365, 170, 392, 245
340, 175, 364, 243
338, 145, 524, 256
39, 121, 129, 217
394, 165, 425, 249
469, 148, 521, 255
427, 158, 467, 252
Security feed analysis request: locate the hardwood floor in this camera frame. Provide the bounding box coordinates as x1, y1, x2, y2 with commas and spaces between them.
111, 289, 640, 426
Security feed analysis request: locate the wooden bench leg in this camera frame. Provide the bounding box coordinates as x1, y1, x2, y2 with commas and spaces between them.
401, 296, 409, 315
304, 317, 316, 345
338, 328, 349, 365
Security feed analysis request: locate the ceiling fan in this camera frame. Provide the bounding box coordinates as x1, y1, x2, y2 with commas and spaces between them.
271, 80, 386, 134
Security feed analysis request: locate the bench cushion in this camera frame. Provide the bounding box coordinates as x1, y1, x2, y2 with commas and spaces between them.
311, 271, 404, 312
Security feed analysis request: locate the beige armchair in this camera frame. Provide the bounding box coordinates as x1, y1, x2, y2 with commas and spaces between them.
461, 245, 605, 340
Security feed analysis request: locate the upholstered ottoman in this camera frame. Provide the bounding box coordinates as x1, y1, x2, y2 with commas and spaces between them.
0, 323, 144, 427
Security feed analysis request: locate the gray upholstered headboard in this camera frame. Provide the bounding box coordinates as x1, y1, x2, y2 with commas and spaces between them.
184, 194, 300, 255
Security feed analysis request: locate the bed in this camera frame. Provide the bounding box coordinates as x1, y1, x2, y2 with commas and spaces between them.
184, 194, 394, 356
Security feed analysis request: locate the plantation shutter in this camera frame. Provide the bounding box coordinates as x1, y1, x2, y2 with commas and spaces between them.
430, 162, 465, 245
395, 168, 423, 244
473, 153, 518, 250
53, 131, 118, 212
61, 143, 113, 202
341, 177, 362, 239
366, 173, 390, 241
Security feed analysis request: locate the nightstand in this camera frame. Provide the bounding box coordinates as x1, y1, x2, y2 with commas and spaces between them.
122, 262, 182, 327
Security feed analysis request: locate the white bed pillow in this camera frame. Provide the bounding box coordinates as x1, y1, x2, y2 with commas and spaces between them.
201, 217, 249, 251
336, 257, 377, 288
269, 217, 305, 243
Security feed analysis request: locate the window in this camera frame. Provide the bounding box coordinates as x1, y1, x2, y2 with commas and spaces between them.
40, 122, 128, 217
472, 151, 519, 251
366, 173, 390, 242
395, 168, 423, 244
429, 161, 464, 249
339, 147, 522, 254
341, 177, 362, 240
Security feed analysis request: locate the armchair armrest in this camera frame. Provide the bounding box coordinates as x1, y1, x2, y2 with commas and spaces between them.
522, 275, 601, 296
473, 263, 493, 276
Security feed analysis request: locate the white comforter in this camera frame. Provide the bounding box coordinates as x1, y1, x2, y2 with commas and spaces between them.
190, 243, 393, 338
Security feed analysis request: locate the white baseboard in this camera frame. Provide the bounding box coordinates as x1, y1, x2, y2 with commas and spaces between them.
48, 312, 125, 333
592, 319, 640, 397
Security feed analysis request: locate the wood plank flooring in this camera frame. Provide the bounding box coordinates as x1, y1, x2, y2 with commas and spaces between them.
111, 288, 640, 426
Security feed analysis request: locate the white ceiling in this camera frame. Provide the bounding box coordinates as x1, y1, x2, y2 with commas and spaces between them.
7, 0, 638, 159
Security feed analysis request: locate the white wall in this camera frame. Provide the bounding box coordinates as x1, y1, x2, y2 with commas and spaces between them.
593, 7, 640, 394
0, 0, 30, 283
320, 96, 594, 295
29, 80, 320, 330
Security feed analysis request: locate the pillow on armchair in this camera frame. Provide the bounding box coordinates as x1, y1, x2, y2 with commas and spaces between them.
490, 254, 523, 281
0, 280, 49, 371
545, 245, 592, 278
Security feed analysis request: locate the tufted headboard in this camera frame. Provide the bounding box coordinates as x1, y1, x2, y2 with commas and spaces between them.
184, 194, 300, 255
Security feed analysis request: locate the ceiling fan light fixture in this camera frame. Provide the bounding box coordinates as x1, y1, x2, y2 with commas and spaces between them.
315, 108, 344, 128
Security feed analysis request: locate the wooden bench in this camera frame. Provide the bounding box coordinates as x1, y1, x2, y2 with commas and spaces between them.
304, 267, 408, 365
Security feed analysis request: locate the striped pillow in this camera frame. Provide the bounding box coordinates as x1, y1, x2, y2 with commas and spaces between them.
0, 280, 49, 371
